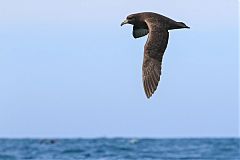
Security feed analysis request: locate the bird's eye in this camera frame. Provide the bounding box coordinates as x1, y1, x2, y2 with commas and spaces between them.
128, 17, 134, 20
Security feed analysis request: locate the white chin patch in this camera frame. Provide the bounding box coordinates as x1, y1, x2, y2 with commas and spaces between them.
133, 29, 149, 38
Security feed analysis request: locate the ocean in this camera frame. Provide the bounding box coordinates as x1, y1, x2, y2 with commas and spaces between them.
0, 138, 239, 160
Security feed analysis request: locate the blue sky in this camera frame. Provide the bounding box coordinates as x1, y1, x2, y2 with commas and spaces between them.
0, 0, 238, 138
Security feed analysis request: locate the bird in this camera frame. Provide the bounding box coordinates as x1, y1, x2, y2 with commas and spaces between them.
121, 12, 189, 98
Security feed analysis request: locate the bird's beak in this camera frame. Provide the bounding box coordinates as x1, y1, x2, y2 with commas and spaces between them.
121, 19, 129, 26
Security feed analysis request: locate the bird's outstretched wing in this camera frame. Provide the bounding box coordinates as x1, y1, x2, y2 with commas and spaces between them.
132, 25, 149, 38
142, 26, 169, 98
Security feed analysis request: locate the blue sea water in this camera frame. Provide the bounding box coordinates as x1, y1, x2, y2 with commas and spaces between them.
0, 138, 239, 160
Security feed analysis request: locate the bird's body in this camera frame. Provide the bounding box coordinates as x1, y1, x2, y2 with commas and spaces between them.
121, 12, 189, 98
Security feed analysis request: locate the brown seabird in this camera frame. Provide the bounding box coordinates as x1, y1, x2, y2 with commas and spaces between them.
121, 12, 189, 98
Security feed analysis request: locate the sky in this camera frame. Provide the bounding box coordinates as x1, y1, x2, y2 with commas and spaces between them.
0, 0, 238, 138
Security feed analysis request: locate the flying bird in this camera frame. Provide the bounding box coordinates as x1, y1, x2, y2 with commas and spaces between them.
121, 12, 189, 98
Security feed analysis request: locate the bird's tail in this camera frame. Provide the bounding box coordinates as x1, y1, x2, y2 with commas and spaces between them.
169, 22, 190, 30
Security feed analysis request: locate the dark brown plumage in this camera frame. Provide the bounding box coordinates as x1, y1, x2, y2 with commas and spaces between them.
121, 12, 189, 98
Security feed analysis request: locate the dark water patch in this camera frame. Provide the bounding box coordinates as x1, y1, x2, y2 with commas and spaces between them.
0, 154, 16, 160
61, 149, 85, 154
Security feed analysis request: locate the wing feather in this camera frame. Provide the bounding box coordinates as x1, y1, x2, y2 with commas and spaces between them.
142, 21, 169, 98
132, 25, 149, 38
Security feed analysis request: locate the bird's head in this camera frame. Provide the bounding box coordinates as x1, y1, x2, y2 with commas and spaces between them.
121, 14, 138, 26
